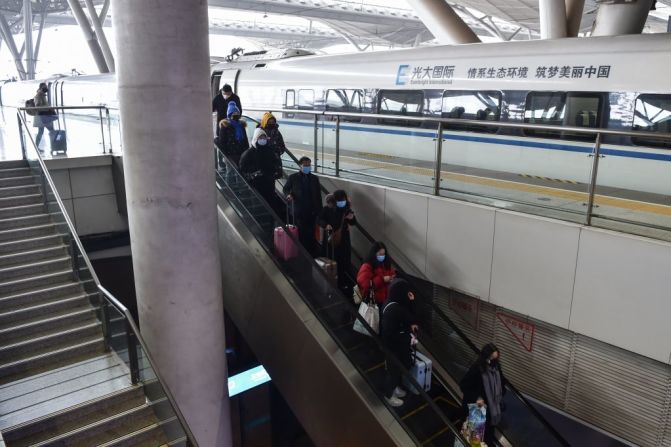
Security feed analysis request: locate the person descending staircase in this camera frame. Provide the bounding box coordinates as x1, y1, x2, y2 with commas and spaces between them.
0, 159, 192, 447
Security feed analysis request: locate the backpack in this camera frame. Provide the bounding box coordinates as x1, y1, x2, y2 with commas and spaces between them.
25, 99, 37, 116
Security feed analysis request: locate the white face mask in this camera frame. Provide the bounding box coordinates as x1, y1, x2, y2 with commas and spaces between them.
257, 139, 268, 146
222, 93, 231, 99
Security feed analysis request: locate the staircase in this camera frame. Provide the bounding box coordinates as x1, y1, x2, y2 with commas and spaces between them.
0, 160, 186, 446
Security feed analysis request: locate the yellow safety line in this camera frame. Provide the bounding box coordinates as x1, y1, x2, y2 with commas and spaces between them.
401, 402, 429, 420
421, 427, 452, 446
364, 362, 385, 374
293, 148, 671, 217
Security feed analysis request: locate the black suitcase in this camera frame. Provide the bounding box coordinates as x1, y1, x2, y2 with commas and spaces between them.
50, 129, 67, 155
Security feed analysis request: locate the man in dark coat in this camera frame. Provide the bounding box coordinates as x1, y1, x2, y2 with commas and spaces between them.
212, 83, 243, 124
318, 189, 356, 298
216, 102, 248, 168
380, 278, 418, 408
282, 156, 322, 256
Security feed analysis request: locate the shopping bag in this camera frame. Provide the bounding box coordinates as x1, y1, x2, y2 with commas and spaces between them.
352, 300, 379, 336
460, 403, 487, 446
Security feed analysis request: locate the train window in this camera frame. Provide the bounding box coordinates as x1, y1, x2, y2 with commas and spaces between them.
285, 90, 295, 108
632, 94, 671, 148
524, 92, 603, 140
378, 90, 423, 116
441, 90, 501, 133
298, 89, 314, 109
325, 89, 364, 121
211, 73, 222, 96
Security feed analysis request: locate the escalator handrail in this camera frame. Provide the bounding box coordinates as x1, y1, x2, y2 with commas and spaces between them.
214, 146, 469, 446
271, 142, 571, 447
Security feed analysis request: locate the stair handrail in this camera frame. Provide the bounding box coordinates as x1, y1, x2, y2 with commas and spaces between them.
16, 110, 199, 447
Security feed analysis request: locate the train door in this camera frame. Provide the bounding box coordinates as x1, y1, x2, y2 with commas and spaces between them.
211, 69, 240, 96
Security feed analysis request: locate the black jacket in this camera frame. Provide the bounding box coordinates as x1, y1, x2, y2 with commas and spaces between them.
282, 172, 322, 218
262, 126, 287, 156
381, 279, 416, 368
240, 145, 282, 185
216, 119, 249, 166
212, 92, 242, 123
318, 206, 357, 247
459, 361, 507, 412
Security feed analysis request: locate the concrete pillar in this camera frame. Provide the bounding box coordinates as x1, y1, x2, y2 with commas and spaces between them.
23, 0, 34, 79
111, 1, 231, 446
405, 0, 480, 44
539, 0, 568, 39
565, 0, 585, 37
84, 0, 115, 72
66, 0, 109, 73
591, 0, 654, 36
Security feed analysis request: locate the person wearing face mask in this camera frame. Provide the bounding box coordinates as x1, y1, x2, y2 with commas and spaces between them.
212, 83, 242, 125
32, 83, 57, 149
282, 156, 322, 256
216, 102, 249, 168
318, 189, 357, 298
459, 343, 507, 445
240, 128, 283, 210
356, 241, 396, 307
259, 112, 287, 157
380, 278, 418, 408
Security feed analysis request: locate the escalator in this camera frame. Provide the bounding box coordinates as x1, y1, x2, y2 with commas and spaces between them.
215, 149, 468, 446
274, 147, 572, 447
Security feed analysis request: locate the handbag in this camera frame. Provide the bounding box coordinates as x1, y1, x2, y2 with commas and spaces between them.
353, 280, 374, 306
353, 299, 379, 336
330, 210, 348, 247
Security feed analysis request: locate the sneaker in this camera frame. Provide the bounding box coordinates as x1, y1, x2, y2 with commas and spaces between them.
385, 395, 404, 407
393, 387, 407, 398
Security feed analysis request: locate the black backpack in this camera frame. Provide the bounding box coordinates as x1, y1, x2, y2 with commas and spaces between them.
25, 99, 37, 116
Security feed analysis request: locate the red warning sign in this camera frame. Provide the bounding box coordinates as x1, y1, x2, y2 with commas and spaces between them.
496, 313, 535, 352
449, 293, 480, 330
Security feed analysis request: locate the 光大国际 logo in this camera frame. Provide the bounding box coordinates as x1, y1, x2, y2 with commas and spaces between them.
396, 64, 455, 86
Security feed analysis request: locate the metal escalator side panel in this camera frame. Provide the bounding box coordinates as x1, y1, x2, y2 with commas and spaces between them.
216, 194, 415, 447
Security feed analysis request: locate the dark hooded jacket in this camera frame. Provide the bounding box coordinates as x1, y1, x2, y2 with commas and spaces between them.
212, 90, 242, 123
216, 102, 249, 166
381, 279, 416, 368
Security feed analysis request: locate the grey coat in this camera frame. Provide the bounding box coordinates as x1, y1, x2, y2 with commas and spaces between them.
32, 91, 53, 127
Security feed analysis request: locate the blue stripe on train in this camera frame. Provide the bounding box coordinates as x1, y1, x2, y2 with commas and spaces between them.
280, 120, 671, 162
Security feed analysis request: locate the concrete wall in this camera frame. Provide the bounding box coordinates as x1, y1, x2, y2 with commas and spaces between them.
320, 175, 671, 365
46, 155, 128, 236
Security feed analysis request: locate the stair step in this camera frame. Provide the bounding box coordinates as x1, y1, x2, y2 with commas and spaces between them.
0, 203, 44, 220
97, 418, 171, 447
0, 160, 29, 169
30, 402, 158, 447
0, 167, 31, 179
0, 193, 42, 209
0, 331, 104, 383
0, 233, 67, 255
0, 281, 83, 310
0, 244, 68, 268
0, 213, 51, 231
2, 386, 146, 446
0, 319, 101, 360
0, 306, 98, 344
0, 270, 74, 297
0, 184, 40, 199
0, 255, 72, 282
0, 223, 57, 243
0, 293, 90, 328
0, 175, 37, 188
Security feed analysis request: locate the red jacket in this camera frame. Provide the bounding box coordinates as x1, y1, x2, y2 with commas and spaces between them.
356, 262, 396, 304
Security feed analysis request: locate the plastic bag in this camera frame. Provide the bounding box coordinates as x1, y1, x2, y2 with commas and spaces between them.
461, 402, 486, 446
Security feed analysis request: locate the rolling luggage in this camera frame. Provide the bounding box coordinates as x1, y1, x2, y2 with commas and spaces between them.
49, 111, 67, 155
50, 129, 67, 155
403, 348, 432, 395
274, 204, 298, 261
314, 239, 337, 286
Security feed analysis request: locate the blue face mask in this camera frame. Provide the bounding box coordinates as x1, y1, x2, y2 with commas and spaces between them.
336, 200, 347, 208
301, 166, 311, 174
376, 255, 385, 263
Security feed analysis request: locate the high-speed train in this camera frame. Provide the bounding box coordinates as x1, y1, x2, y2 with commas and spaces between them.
1, 33, 670, 195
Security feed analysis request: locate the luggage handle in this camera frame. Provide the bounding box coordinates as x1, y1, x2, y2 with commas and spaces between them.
285, 201, 295, 226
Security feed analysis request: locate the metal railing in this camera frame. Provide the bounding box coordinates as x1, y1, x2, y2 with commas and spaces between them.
19, 105, 116, 154
242, 106, 671, 235
16, 111, 199, 447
